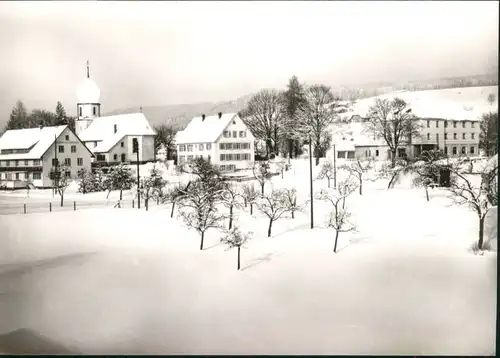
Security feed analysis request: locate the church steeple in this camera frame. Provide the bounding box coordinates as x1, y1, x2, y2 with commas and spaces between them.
86, 60, 90, 79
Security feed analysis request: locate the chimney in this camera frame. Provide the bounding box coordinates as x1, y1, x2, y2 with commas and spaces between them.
201, 114, 206, 121
114, 124, 117, 134
218, 112, 222, 119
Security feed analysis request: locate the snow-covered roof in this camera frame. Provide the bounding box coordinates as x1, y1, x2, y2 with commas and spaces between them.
0, 125, 67, 160
351, 86, 498, 122
175, 113, 238, 144
77, 77, 100, 103
79, 113, 156, 152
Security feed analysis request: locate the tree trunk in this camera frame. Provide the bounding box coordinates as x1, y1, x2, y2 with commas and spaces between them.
244, 198, 247, 208
288, 138, 293, 159
334, 230, 340, 253
315, 154, 320, 166
200, 231, 205, 250
261, 183, 265, 195
359, 179, 363, 195
267, 218, 273, 237
145, 199, 149, 211
390, 150, 397, 168
291, 210, 295, 219
327, 177, 330, 188
425, 185, 429, 201
478, 215, 485, 250
388, 171, 399, 189
229, 205, 233, 230
250, 203, 253, 215
60, 193, 64, 207
120, 189, 123, 200
237, 246, 241, 270
106, 190, 111, 199
170, 201, 176, 218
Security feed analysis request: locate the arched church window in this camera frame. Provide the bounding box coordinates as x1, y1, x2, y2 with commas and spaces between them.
93, 107, 96, 116
79, 106, 82, 116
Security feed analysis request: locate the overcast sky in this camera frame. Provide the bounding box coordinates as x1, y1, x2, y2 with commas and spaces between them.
0, 1, 497, 117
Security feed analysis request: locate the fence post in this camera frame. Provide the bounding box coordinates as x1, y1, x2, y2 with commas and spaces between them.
24, 203, 26, 214
49, 202, 52, 212
74, 201, 76, 211
146, 200, 148, 211
132, 200, 135, 208
157, 197, 159, 205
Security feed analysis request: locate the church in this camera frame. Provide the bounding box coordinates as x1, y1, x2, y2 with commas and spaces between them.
75, 61, 156, 168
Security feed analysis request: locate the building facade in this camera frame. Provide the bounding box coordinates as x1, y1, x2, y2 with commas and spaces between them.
175, 112, 255, 171
0, 125, 93, 189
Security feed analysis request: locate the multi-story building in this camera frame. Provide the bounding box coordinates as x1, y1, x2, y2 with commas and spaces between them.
0, 125, 94, 189
74, 61, 156, 169
175, 112, 255, 171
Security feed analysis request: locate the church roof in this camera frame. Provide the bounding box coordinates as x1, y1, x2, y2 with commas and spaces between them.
0, 125, 68, 160
175, 113, 238, 144
79, 113, 156, 153
77, 77, 100, 104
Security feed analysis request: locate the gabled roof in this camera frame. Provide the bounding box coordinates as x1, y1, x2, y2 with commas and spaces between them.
0, 125, 67, 160
79, 113, 156, 152
175, 113, 238, 144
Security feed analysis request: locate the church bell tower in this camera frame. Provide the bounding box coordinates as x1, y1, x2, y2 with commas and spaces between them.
75, 60, 101, 135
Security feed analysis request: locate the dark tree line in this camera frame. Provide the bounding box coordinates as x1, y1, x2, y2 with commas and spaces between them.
5, 100, 75, 132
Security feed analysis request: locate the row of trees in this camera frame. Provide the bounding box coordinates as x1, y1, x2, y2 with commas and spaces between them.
5, 100, 75, 132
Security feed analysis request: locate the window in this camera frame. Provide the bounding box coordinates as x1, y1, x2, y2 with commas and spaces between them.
65, 135, 69, 141
71, 145, 76, 153
427, 120, 430, 128
79, 107, 82, 116
226, 143, 233, 150
471, 122, 476, 128
52, 158, 59, 166
375, 149, 379, 157
444, 133, 448, 140
187, 155, 193, 161
121, 154, 126, 162
16, 160, 20, 167
234, 143, 240, 150
15, 173, 19, 180
471, 133, 475, 139
453, 121, 457, 128
6, 160, 9, 167
232, 120, 236, 125
461, 146, 466, 155
65, 170, 71, 179
113, 154, 118, 160
77, 158, 83, 166
58, 145, 64, 153
239, 131, 246, 138
232, 131, 237, 138
427, 133, 430, 140
179, 156, 185, 164
436, 133, 439, 141
219, 143, 225, 150
24, 160, 28, 166
220, 154, 225, 161
444, 121, 448, 128
93, 107, 97, 116
64, 158, 71, 166
453, 133, 457, 140
179, 145, 186, 152
121, 142, 124, 148
462, 121, 466, 128
199, 144, 204, 151
470, 146, 475, 154
436, 121, 439, 128
444, 147, 448, 155
97, 154, 105, 161
33, 172, 41, 180
33, 160, 40, 166
235, 153, 241, 161
347, 151, 355, 159
24, 172, 28, 180
223, 131, 230, 138
206, 143, 211, 150
226, 154, 233, 161
187, 144, 193, 152
462, 133, 466, 140
452, 147, 457, 155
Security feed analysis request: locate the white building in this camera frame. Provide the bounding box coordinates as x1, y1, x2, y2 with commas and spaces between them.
74, 61, 156, 167
0, 125, 94, 189
175, 112, 255, 171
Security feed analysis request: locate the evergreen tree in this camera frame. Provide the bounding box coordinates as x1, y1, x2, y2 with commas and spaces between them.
6, 100, 29, 130
283, 75, 307, 158
55, 101, 67, 125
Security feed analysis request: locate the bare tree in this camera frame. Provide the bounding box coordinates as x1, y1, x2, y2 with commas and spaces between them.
240, 89, 286, 156
162, 181, 192, 218
378, 158, 412, 189
315, 179, 358, 253
339, 158, 374, 195
178, 180, 226, 250
293, 85, 340, 166
50, 164, 70, 207
365, 97, 421, 167
104, 163, 134, 200
283, 188, 302, 219
241, 183, 259, 215
317, 160, 335, 188
411, 149, 446, 201
256, 189, 292, 237
479, 111, 498, 157
447, 159, 498, 250
140, 167, 167, 211
487, 93, 496, 106
253, 161, 272, 194
220, 226, 253, 270
221, 183, 244, 230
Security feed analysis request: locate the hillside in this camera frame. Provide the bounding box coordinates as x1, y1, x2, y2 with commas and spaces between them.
103, 73, 498, 130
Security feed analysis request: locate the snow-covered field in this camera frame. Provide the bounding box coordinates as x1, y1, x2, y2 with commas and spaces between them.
0, 159, 497, 354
